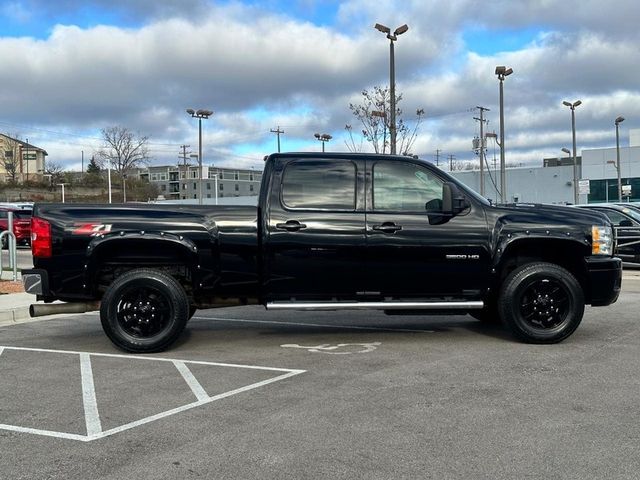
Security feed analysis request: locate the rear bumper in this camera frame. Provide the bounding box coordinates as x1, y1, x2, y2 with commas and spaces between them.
585, 256, 622, 306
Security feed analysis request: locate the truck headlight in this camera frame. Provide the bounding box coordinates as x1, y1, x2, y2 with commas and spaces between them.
592, 225, 614, 255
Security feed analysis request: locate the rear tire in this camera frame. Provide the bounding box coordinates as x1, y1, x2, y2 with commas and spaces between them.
100, 268, 189, 353
498, 262, 584, 344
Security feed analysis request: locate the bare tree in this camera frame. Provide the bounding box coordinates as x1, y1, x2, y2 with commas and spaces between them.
347, 86, 425, 155
44, 160, 65, 185
344, 124, 364, 152
1, 134, 22, 183
96, 126, 150, 202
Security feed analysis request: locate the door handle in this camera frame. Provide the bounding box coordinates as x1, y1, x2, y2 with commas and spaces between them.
372, 222, 402, 233
276, 220, 307, 232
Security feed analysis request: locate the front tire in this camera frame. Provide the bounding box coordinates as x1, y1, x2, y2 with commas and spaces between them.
100, 268, 189, 353
498, 262, 585, 344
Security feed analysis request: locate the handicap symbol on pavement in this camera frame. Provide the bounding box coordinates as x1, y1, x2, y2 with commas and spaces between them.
280, 342, 381, 355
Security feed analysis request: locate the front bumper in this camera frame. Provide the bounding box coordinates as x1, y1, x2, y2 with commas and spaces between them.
585, 256, 622, 306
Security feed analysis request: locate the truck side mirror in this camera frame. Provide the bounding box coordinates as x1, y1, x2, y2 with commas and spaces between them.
442, 182, 470, 215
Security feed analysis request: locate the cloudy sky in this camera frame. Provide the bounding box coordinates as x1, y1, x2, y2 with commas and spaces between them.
0, 0, 638, 171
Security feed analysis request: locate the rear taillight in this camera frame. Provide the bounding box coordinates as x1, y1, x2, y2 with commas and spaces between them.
31, 217, 52, 258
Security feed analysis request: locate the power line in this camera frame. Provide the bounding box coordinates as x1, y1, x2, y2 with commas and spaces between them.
179, 144, 191, 167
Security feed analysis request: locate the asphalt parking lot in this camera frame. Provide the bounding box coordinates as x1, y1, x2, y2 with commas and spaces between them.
2, 278, 640, 479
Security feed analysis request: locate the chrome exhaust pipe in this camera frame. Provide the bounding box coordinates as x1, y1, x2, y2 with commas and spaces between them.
29, 302, 100, 318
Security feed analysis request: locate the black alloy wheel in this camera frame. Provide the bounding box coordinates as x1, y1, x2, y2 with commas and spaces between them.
100, 268, 190, 353
115, 285, 173, 338
498, 262, 585, 344
518, 277, 570, 331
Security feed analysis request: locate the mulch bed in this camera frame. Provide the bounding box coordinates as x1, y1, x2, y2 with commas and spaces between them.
0, 281, 24, 295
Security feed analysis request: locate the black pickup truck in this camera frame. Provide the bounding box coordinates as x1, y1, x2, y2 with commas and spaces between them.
23, 153, 621, 352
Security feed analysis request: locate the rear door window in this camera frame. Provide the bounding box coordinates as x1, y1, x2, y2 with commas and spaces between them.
281, 160, 356, 211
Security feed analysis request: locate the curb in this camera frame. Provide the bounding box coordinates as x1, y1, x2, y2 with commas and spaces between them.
0, 292, 34, 327
0, 306, 31, 326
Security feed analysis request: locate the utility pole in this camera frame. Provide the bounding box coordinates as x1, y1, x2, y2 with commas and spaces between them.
448, 154, 456, 171
270, 127, 284, 153
474, 106, 490, 196
435, 149, 441, 167
26, 138, 29, 181
179, 145, 191, 167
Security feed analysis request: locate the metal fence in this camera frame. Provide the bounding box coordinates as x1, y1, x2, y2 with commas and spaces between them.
0, 211, 19, 281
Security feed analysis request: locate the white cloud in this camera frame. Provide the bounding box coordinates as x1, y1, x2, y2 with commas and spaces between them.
1, 0, 639, 170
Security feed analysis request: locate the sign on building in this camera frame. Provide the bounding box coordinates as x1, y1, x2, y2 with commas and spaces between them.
622, 184, 632, 197
578, 179, 590, 195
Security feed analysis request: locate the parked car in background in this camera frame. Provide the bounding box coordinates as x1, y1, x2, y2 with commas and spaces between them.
0, 206, 32, 248
614, 203, 640, 215
0, 202, 34, 210
576, 204, 640, 266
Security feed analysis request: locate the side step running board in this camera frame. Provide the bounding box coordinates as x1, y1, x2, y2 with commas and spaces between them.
266, 301, 483, 311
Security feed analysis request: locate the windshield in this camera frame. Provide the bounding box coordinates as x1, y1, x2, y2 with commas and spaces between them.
619, 206, 640, 223
12, 210, 32, 219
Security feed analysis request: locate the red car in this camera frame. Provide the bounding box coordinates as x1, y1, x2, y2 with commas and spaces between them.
0, 207, 32, 248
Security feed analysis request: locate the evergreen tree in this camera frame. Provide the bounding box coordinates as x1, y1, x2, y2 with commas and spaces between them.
86, 156, 101, 174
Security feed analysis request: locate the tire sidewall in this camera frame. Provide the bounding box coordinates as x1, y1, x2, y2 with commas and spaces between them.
100, 269, 189, 353
499, 263, 585, 343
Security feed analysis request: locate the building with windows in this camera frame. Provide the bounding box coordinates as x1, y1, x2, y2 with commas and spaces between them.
0, 134, 48, 183
131, 164, 262, 200
452, 129, 640, 204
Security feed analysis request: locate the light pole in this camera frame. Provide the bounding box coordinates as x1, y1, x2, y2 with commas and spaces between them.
193, 155, 218, 204
615, 116, 625, 201
314, 133, 332, 152
375, 23, 408, 155
186, 108, 213, 205
495, 66, 513, 203
561, 147, 572, 199
562, 99, 582, 204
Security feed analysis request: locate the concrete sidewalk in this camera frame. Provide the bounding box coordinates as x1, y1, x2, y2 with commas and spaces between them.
0, 291, 88, 327
0, 292, 40, 326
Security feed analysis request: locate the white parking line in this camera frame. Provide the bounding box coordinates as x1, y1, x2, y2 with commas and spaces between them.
95, 370, 302, 442
173, 360, 209, 402
79, 353, 102, 436
0, 346, 300, 372
0, 346, 305, 442
193, 316, 435, 333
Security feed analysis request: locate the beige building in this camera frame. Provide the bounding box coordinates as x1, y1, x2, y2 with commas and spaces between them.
0, 133, 48, 183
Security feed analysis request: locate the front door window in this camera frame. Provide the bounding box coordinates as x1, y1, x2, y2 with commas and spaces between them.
372, 161, 444, 212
